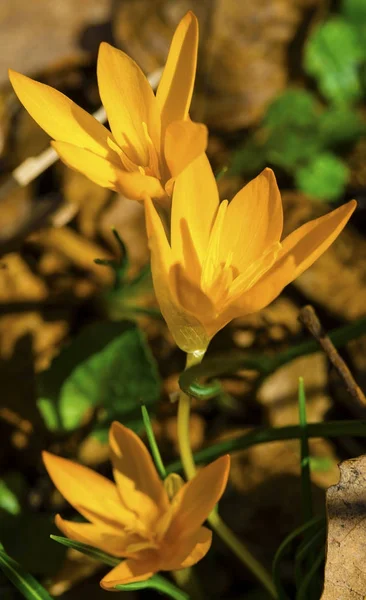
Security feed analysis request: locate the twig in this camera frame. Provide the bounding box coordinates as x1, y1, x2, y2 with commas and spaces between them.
298, 305, 366, 407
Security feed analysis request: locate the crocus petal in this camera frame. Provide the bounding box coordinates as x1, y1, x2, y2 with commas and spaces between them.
167, 455, 230, 539
161, 527, 212, 571
219, 168, 283, 272
42, 452, 132, 529
100, 557, 159, 588
232, 199, 357, 314
55, 514, 131, 558
171, 154, 219, 267
145, 196, 209, 352
156, 11, 198, 131
116, 170, 166, 201
109, 422, 169, 523
9, 70, 116, 160
164, 120, 208, 179
97, 43, 161, 167
52, 141, 121, 190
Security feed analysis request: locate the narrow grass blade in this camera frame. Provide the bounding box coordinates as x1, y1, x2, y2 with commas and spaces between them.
141, 403, 166, 479
0, 547, 53, 600
50, 535, 119, 567
116, 573, 190, 599
272, 516, 324, 599
298, 377, 313, 523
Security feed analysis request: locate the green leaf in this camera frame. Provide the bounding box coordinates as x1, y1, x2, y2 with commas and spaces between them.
0, 473, 26, 516
304, 17, 364, 105
0, 547, 53, 600
50, 535, 118, 567
295, 153, 349, 201
319, 107, 366, 146
37, 322, 160, 434
263, 89, 319, 129
343, 0, 366, 22
116, 574, 190, 599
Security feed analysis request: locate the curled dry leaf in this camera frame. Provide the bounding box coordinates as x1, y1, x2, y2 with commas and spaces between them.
322, 454, 366, 599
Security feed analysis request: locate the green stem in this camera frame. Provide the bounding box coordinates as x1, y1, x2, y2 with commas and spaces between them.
167, 420, 366, 474
177, 352, 277, 599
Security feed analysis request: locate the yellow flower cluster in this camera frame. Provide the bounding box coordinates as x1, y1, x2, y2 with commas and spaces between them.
10, 11, 356, 352
9, 11, 356, 588
43, 423, 229, 586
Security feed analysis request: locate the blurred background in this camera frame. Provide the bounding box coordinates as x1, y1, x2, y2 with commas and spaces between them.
0, 1, 365, 599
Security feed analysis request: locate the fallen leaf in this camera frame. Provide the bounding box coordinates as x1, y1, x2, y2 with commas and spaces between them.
322, 454, 366, 599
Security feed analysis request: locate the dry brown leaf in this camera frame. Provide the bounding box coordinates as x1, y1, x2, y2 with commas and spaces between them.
2, 0, 111, 84
322, 454, 366, 600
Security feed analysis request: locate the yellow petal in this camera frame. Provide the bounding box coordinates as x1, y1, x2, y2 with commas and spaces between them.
52, 141, 120, 190
156, 11, 198, 131
166, 455, 230, 539
279, 199, 357, 278
55, 514, 130, 557
232, 199, 357, 315
42, 451, 131, 529
97, 43, 161, 167
171, 154, 219, 267
145, 196, 209, 352
219, 168, 283, 272
160, 526, 212, 571
109, 422, 169, 523
100, 557, 159, 588
164, 120, 208, 178
9, 70, 116, 160
116, 170, 166, 201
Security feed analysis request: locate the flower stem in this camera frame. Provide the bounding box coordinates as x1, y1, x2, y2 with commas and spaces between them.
177, 352, 278, 599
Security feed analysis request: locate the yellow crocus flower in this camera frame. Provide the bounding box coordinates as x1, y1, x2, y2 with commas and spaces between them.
9, 12, 207, 202
43, 421, 230, 587
145, 155, 356, 352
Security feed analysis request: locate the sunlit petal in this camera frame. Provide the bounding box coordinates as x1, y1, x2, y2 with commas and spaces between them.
161, 527, 212, 571
233, 199, 357, 314
145, 196, 209, 352
110, 422, 169, 523
9, 70, 116, 160
100, 557, 159, 588
164, 120, 208, 178
97, 43, 160, 166
42, 452, 130, 529
167, 455, 230, 539
171, 154, 219, 267
219, 168, 283, 271
52, 141, 121, 190
156, 11, 198, 131
55, 514, 131, 558
116, 170, 166, 201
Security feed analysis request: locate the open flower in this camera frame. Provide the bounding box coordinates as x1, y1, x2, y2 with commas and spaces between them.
9, 12, 206, 202
43, 421, 230, 588
145, 155, 356, 352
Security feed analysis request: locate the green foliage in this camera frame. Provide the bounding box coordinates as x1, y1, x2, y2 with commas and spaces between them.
37, 321, 161, 437
318, 107, 365, 145
116, 575, 190, 599
295, 153, 349, 201
304, 17, 363, 105
272, 516, 325, 600
230, 1, 366, 202
0, 473, 26, 516
0, 545, 54, 600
